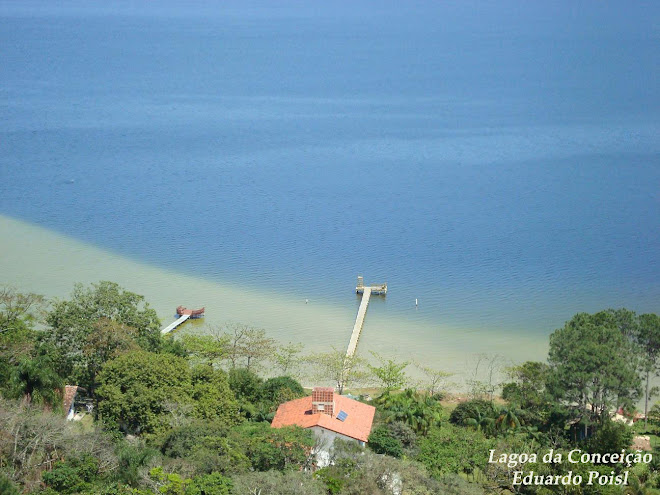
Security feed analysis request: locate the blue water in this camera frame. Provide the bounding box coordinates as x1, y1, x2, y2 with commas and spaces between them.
1, 1, 659, 336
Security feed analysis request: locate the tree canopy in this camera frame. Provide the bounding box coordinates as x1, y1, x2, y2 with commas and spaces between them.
96, 352, 239, 435
44, 281, 162, 386
547, 311, 641, 426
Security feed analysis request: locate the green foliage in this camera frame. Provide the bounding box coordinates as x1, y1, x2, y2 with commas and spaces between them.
386, 420, 418, 456
187, 472, 233, 495
228, 367, 263, 402
434, 474, 487, 495
449, 399, 498, 429
547, 311, 642, 424
82, 318, 140, 394
307, 347, 368, 394
368, 425, 404, 457
649, 403, 660, 428
501, 361, 551, 410
272, 342, 304, 377
44, 281, 162, 385
249, 376, 307, 420
0, 296, 39, 396
230, 422, 314, 472
586, 417, 634, 455
9, 354, 63, 406
494, 407, 522, 433
260, 376, 305, 402
0, 286, 45, 328
181, 333, 229, 364
377, 389, 445, 435
231, 471, 326, 495
0, 474, 20, 495
115, 441, 159, 487
190, 365, 240, 425
43, 463, 83, 493
159, 337, 188, 358
149, 467, 189, 495
416, 363, 453, 397
159, 421, 249, 475
367, 351, 410, 391
636, 312, 660, 426
42, 454, 99, 494
315, 458, 358, 494
417, 423, 494, 479
326, 442, 450, 495
0, 398, 118, 493
223, 323, 276, 371
96, 351, 192, 434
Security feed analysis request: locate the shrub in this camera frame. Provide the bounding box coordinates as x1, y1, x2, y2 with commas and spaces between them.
368, 425, 403, 458
449, 399, 498, 426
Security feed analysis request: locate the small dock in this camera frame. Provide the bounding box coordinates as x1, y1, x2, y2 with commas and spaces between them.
160, 306, 204, 335
346, 276, 386, 357
161, 314, 190, 334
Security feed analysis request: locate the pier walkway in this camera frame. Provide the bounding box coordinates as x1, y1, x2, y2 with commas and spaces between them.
161, 314, 190, 334
346, 287, 371, 357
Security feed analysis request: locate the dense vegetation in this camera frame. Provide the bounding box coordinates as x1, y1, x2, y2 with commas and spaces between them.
1, 282, 660, 494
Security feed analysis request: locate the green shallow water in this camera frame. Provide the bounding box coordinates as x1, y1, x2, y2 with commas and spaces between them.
1, 214, 548, 386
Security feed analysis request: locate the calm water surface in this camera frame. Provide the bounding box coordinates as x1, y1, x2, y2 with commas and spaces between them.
1, 1, 658, 376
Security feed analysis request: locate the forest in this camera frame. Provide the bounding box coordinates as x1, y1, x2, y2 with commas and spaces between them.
1, 281, 660, 494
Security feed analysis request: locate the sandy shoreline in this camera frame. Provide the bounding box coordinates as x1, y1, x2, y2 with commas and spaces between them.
0, 214, 548, 386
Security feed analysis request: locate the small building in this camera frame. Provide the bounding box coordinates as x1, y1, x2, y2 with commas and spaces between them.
63, 385, 79, 420
271, 387, 376, 466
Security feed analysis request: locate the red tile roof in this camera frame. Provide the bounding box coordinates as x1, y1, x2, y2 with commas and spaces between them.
63, 385, 78, 415
271, 393, 375, 443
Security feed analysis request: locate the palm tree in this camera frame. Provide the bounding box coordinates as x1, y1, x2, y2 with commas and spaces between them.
495, 407, 522, 433
378, 389, 443, 435
463, 407, 495, 435
10, 355, 63, 406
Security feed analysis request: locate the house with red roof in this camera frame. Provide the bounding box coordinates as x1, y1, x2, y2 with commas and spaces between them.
271, 387, 376, 466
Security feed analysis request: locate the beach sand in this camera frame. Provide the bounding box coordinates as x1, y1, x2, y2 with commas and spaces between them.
0, 214, 548, 385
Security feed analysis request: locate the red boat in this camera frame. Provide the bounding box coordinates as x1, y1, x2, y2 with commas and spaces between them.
176, 306, 205, 318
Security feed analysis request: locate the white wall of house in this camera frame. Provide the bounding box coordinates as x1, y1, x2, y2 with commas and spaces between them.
310, 426, 364, 467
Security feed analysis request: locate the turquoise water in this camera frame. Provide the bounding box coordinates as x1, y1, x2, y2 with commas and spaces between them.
1, 1, 658, 348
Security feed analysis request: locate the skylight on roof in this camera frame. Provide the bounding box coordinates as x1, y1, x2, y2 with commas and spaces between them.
337, 410, 348, 422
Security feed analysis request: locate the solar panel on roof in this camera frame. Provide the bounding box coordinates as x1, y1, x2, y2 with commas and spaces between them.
337, 410, 348, 421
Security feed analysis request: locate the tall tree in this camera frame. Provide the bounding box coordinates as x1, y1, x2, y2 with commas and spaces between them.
223, 323, 275, 371
181, 332, 230, 365
547, 311, 641, 432
44, 281, 161, 381
635, 313, 660, 429
83, 318, 139, 395
501, 361, 551, 409
415, 363, 453, 396
308, 348, 367, 395
467, 353, 502, 401
272, 342, 304, 378
9, 355, 63, 406
0, 286, 46, 330
96, 351, 192, 434
367, 351, 409, 392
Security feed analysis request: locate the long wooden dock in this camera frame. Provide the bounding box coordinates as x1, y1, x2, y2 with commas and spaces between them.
346, 287, 371, 357
161, 314, 190, 334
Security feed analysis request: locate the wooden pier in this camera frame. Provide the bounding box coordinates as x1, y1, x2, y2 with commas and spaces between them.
160, 306, 205, 335
161, 314, 190, 334
346, 276, 387, 357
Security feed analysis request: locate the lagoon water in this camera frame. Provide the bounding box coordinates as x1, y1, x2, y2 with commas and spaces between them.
1, 1, 659, 381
